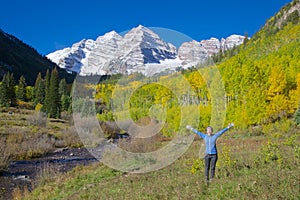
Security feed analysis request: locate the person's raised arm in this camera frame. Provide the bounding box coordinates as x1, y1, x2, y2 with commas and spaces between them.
215, 123, 234, 137
186, 125, 206, 139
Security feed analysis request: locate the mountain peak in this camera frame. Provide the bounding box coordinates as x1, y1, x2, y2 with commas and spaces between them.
128, 25, 157, 36
103, 30, 121, 38
136, 24, 149, 30
96, 31, 122, 43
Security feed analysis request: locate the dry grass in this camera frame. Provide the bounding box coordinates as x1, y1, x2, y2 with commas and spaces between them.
117, 133, 168, 153
0, 138, 11, 173
0, 109, 83, 169
27, 112, 47, 127
11, 186, 30, 200
53, 126, 83, 148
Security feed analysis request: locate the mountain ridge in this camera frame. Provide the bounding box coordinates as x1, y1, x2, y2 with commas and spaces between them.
47, 26, 246, 76
0, 29, 75, 85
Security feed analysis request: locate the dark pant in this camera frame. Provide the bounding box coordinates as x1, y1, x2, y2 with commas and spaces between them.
204, 154, 218, 180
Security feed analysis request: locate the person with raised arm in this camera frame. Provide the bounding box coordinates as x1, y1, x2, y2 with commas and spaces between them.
186, 123, 234, 182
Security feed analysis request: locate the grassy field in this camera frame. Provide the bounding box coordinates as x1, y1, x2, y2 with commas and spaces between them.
14, 120, 300, 200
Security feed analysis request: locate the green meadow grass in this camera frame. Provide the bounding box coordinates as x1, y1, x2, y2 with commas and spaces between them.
21, 126, 299, 200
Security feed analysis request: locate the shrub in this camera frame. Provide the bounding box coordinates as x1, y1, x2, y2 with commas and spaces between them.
254, 141, 283, 166
27, 111, 47, 127
190, 158, 204, 175
217, 146, 238, 177
96, 111, 114, 121
35, 103, 43, 112
54, 127, 83, 148
218, 146, 237, 168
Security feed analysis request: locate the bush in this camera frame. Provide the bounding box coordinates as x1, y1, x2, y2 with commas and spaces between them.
190, 158, 204, 175
254, 141, 283, 166
35, 103, 43, 112
54, 127, 83, 148
27, 111, 47, 127
262, 118, 293, 136
96, 111, 114, 121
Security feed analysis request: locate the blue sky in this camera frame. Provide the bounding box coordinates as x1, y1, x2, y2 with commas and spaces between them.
0, 0, 292, 55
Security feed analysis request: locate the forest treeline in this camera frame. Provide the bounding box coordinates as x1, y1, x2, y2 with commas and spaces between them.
0, 68, 71, 118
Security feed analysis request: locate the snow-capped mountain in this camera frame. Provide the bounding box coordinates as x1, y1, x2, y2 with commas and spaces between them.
221, 34, 246, 50
80, 31, 122, 75
47, 25, 246, 76
47, 39, 96, 73
180, 35, 246, 58
100, 25, 177, 75
178, 40, 208, 62
200, 37, 221, 56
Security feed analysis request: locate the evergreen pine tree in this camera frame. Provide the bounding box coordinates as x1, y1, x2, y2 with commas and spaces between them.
49, 68, 60, 118
0, 72, 17, 107
16, 75, 27, 101
34, 72, 45, 106
43, 70, 51, 113
59, 78, 68, 96
59, 78, 70, 112
61, 94, 70, 112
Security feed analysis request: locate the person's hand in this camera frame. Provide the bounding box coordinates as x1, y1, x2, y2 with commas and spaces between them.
186, 125, 193, 130
227, 123, 234, 129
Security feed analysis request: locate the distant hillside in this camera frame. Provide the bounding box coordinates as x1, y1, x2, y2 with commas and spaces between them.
0, 30, 75, 85
251, 0, 300, 41
218, 0, 300, 126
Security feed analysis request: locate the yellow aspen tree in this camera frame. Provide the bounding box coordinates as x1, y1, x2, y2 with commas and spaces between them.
267, 65, 289, 120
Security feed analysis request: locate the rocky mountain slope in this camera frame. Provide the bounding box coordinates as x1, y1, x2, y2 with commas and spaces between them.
47, 25, 246, 76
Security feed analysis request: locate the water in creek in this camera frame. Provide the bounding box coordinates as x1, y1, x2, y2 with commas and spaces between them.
0, 147, 99, 200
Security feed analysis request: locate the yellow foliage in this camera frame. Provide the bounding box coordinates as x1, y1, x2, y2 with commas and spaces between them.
186, 71, 206, 94
267, 94, 289, 119
17, 100, 33, 109
267, 66, 287, 98
35, 103, 43, 111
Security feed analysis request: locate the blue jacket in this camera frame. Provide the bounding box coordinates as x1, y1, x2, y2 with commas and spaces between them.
192, 127, 229, 154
